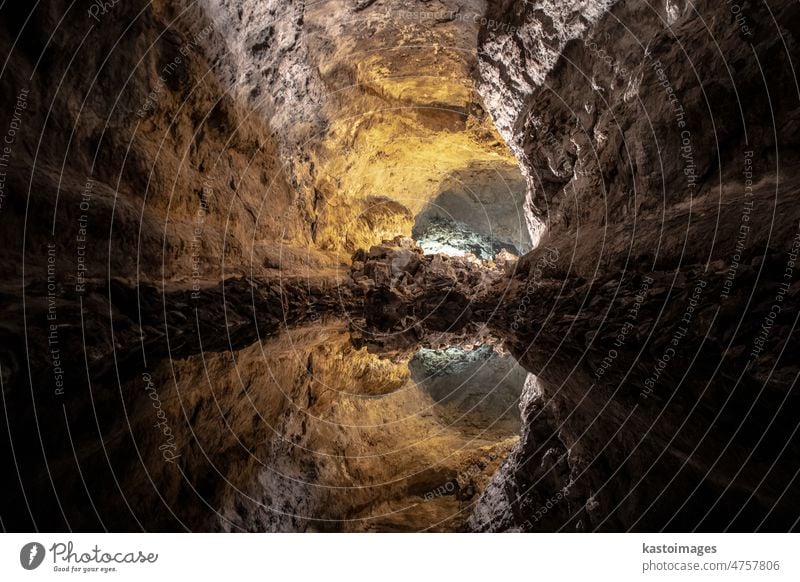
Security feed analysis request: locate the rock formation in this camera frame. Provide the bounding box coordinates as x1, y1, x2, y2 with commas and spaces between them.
467, 0, 800, 531
1, 0, 798, 533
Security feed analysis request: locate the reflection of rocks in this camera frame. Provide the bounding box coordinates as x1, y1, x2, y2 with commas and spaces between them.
468, 263, 800, 531
468, 374, 573, 532
38, 322, 519, 532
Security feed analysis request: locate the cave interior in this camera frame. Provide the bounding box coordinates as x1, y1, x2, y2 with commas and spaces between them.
1, 0, 799, 533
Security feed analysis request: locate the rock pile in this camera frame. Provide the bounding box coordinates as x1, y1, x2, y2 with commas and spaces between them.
349, 236, 516, 332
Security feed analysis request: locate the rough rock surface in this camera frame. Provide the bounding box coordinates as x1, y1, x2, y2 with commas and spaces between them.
413, 163, 532, 256
477, 0, 800, 272
467, 0, 800, 531
0, 0, 333, 285
350, 236, 514, 333
195, 0, 528, 258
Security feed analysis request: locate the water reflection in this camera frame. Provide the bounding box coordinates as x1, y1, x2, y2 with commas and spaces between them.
410, 345, 526, 438
110, 319, 526, 532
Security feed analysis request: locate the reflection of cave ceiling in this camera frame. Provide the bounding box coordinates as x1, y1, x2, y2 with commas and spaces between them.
410, 345, 527, 437
114, 323, 519, 532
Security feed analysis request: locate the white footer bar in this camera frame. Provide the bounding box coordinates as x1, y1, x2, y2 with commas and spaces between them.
1, 533, 796, 580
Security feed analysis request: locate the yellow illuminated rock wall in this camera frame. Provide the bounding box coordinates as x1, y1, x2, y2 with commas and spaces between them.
299, 0, 523, 259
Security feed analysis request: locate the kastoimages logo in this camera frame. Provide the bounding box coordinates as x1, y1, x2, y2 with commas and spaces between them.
20, 542, 46, 570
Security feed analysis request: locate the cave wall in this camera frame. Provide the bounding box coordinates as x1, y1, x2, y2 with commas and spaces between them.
0, 0, 330, 285
468, 0, 800, 531
200, 0, 525, 258
476, 0, 800, 272
0, 0, 534, 286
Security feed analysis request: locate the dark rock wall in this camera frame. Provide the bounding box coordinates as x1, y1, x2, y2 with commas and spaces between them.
0, 0, 323, 285
477, 0, 800, 272
468, 0, 800, 531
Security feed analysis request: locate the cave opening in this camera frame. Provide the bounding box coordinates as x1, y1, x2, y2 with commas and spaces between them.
410, 164, 532, 260
260, 1, 539, 265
